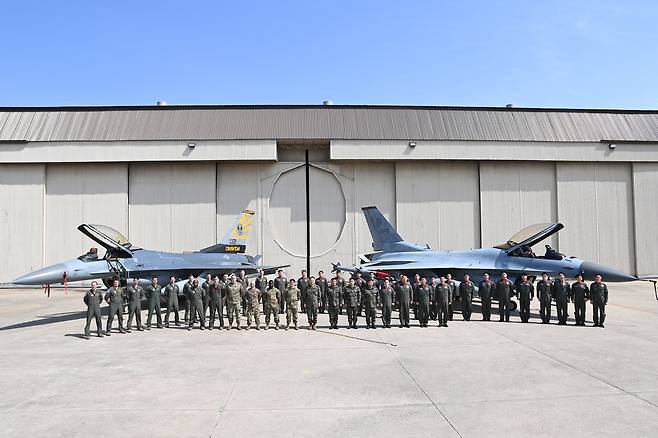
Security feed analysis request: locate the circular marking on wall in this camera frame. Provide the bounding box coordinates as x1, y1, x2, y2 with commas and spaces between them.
269, 164, 346, 257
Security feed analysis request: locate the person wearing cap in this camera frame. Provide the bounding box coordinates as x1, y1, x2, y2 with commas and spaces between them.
459, 274, 475, 322
516, 273, 534, 323
145, 276, 164, 329
478, 273, 494, 321
551, 272, 570, 325
590, 274, 608, 327
536, 273, 553, 324
126, 278, 145, 332
104, 278, 125, 335
570, 273, 589, 326
83, 281, 104, 339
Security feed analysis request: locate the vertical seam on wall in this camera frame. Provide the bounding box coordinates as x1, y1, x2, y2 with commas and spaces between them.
553, 162, 559, 252
42, 164, 47, 268
476, 161, 482, 249
353, 162, 358, 264
594, 163, 600, 262
214, 162, 218, 245
630, 162, 638, 276
125, 162, 130, 239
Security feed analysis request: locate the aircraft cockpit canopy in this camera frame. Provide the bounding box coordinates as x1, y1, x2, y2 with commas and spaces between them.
494, 223, 565, 259
77, 224, 137, 258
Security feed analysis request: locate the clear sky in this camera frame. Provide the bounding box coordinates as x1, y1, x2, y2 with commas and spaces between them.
2, 0, 657, 109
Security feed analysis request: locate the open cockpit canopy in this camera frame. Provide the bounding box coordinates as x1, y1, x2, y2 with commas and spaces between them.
494, 223, 564, 254
77, 224, 137, 258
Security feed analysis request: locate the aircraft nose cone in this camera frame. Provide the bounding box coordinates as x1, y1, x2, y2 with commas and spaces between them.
13, 264, 67, 285
579, 261, 637, 282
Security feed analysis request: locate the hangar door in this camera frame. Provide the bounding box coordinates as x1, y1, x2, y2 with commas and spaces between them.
268, 144, 346, 273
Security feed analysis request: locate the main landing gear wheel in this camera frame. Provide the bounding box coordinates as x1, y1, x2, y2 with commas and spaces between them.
509, 300, 518, 311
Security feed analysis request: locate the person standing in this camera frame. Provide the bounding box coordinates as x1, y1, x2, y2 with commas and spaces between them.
208, 276, 225, 330
344, 278, 361, 329
298, 270, 309, 313
274, 270, 288, 314
496, 272, 514, 322
362, 279, 378, 329
126, 278, 145, 332
446, 274, 457, 321
478, 273, 494, 321
182, 275, 194, 323
317, 270, 328, 314
145, 276, 164, 329
536, 273, 553, 324
516, 274, 534, 323
263, 280, 281, 330
202, 273, 213, 322
104, 279, 125, 335
162, 276, 181, 327
306, 277, 320, 330
226, 275, 243, 330
590, 274, 608, 328
83, 281, 104, 339
379, 278, 394, 328
435, 277, 451, 327
255, 269, 268, 298
412, 273, 421, 321
187, 278, 206, 330
238, 270, 248, 317
333, 270, 346, 314
415, 277, 432, 327
284, 279, 300, 330
326, 278, 342, 329
396, 276, 412, 328
552, 272, 570, 325
245, 282, 261, 330
459, 274, 475, 322
571, 274, 589, 326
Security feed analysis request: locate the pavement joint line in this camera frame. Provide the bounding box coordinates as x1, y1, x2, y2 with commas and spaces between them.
313, 328, 398, 346
221, 402, 436, 412
384, 344, 463, 438
431, 390, 636, 406
481, 324, 658, 411
210, 367, 239, 436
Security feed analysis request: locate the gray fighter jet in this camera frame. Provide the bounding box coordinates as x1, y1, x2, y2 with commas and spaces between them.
13, 210, 287, 287
333, 206, 637, 287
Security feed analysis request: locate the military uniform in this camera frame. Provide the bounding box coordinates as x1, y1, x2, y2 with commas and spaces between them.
536, 279, 552, 324
182, 280, 193, 323
126, 284, 145, 331
306, 284, 320, 329
317, 276, 328, 313
416, 285, 432, 327
162, 283, 181, 327
83, 288, 104, 338
459, 281, 475, 321
274, 277, 288, 314
326, 284, 341, 328
516, 280, 534, 323
362, 286, 378, 328
284, 286, 300, 329
354, 277, 366, 316
208, 282, 225, 329
334, 275, 346, 313
496, 279, 514, 322
571, 281, 589, 326
590, 281, 608, 327
552, 280, 570, 325
435, 283, 451, 327
379, 286, 394, 328
478, 279, 494, 321
104, 286, 125, 334
227, 282, 242, 329
145, 283, 163, 329
187, 285, 206, 330
396, 283, 412, 328
446, 280, 457, 320
245, 287, 261, 329
202, 279, 212, 321
344, 285, 361, 328
263, 287, 281, 329
239, 275, 248, 316
298, 276, 309, 313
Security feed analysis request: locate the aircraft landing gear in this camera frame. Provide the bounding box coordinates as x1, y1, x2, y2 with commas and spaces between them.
509, 300, 518, 311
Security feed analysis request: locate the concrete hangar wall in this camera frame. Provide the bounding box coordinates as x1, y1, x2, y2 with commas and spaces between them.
1, 105, 658, 283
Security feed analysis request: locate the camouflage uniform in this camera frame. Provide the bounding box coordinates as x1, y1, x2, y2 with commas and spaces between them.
104, 286, 125, 334
126, 284, 145, 331
306, 284, 320, 328
227, 282, 243, 329
145, 283, 163, 328
326, 284, 341, 328
239, 275, 248, 316
344, 285, 361, 328
362, 286, 378, 328
284, 286, 300, 329
83, 288, 104, 337
246, 287, 261, 329
263, 287, 281, 329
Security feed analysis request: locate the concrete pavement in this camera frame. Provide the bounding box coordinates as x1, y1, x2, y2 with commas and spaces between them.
1, 282, 658, 437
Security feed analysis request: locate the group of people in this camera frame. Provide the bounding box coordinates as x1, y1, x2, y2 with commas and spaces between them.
82, 267, 609, 339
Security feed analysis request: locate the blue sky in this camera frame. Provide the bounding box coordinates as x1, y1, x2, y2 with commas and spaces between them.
1, 1, 657, 108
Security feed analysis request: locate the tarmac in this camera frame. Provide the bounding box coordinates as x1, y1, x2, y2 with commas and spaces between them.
1, 282, 658, 437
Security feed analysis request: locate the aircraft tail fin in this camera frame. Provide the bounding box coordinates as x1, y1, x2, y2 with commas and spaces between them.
199, 209, 255, 254
362, 206, 424, 252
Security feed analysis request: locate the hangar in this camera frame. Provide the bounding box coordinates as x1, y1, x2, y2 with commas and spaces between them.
1, 104, 658, 283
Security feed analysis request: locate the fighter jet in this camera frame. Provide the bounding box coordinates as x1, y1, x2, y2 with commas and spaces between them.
13, 209, 287, 287
333, 206, 637, 288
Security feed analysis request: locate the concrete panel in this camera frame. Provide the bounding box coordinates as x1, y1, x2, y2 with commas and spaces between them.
353, 162, 396, 253
633, 163, 658, 276
396, 162, 480, 251
129, 163, 216, 253
0, 140, 277, 163
0, 165, 45, 282
45, 164, 127, 266
480, 162, 557, 250
331, 140, 658, 162
557, 163, 635, 274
